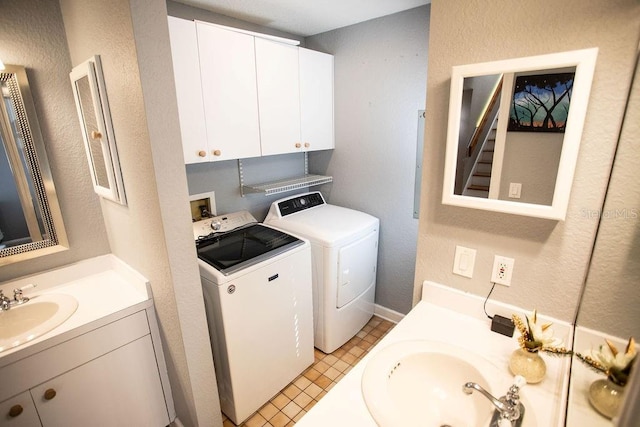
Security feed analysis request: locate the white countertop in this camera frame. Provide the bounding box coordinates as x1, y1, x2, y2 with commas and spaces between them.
566, 326, 626, 426
297, 281, 572, 427
0, 254, 151, 366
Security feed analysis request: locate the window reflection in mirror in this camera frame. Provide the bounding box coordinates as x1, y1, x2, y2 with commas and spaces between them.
456, 67, 576, 206
0, 65, 68, 264
443, 48, 598, 220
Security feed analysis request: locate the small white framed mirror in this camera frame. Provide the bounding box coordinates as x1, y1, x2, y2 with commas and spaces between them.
70, 56, 126, 205
442, 48, 598, 220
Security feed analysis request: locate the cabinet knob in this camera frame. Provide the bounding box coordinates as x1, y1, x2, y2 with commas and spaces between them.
304, 142, 310, 148
44, 388, 57, 400
212, 150, 221, 156
8, 404, 23, 418
90, 130, 103, 139
295, 143, 302, 148
198, 150, 207, 157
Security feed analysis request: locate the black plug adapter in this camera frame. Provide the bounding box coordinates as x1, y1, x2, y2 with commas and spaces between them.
491, 314, 515, 337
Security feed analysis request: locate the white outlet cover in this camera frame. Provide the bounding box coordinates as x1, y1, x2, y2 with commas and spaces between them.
491, 255, 515, 286
453, 245, 476, 279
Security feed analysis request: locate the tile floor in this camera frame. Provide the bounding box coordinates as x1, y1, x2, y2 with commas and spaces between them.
222, 316, 396, 427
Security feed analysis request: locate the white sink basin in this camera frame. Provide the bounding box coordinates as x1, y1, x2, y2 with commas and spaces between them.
362, 340, 504, 427
0, 293, 78, 353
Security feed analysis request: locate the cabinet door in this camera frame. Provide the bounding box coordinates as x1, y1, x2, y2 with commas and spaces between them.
0, 392, 41, 427
168, 17, 209, 164
299, 48, 335, 151
197, 23, 261, 161
30, 336, 168, 427
255, 38, 302, 156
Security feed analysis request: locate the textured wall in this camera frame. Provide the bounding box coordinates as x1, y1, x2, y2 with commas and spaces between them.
59, 0, 220, 425
578, 54, 640, 339
306, 6, 430, 314
415, 0, 640, 322
0, 0, 109, 282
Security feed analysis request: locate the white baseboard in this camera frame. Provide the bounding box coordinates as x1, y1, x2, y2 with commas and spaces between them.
170, 418, 185, 427
374, 304, 405, 323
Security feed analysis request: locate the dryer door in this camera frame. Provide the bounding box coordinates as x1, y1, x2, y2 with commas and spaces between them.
336, 230, 378, 308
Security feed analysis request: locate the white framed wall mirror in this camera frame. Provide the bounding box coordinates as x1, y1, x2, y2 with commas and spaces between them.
70, 56, 126, 205
0, 65, 69, 265
442, 48, 598, 220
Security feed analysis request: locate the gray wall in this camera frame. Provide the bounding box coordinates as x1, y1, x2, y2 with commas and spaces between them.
498, 131, 562, 205
306, 6, 430, 314
59, 0, 220, 425
0, 0, 110, 281
578, 53, 640, 339
174, 4, 430, 314
415, 0, 640, 323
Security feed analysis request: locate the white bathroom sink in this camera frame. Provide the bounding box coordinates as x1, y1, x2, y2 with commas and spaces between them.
0, 293, 78, 353
362, 340, 504, 427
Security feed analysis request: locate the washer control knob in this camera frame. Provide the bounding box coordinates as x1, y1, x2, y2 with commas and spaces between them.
210, 221, 222, 231
299, 198, 307, 206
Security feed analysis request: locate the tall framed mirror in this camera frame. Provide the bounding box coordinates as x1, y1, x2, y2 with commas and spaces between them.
0, 65, 68, 265
442, 48, 598, 220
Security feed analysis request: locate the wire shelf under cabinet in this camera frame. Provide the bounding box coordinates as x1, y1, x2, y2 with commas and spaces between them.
241, 174, 333, 196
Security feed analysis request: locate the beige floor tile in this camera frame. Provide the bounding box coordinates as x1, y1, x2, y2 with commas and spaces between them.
304, 400, 317, 412
303, 368, 321, 381
316, 390, 327, 401
314, 374, 332, 390
357, 340, 374, 351
332, 348, 346, 358
281, 401, 302, 419
341, 352, 357, 365
322, 354, 338, 366
304, 383, 323, 399
271, 393, 290, 410
356, 330, 367, 338
348, 346, 365, 357
333, 359, 349, 372
369, 328, 384, 338
293, 391, 313, 409
259, 402, 279, 421
223, 419, 236, 427
282, 384, 302, 400
362, 334, 378, 344
245, 413, 267, 427
269, 412, 290, 427
312, 360, 330, 374
323, 366, 340, 380
293, 375, 311, 390
293, 410, 307, 422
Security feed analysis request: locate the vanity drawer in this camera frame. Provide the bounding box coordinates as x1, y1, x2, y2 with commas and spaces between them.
0, 310, 150, 402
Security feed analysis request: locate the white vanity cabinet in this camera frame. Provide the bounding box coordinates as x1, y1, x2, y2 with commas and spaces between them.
0, 309, 171, 427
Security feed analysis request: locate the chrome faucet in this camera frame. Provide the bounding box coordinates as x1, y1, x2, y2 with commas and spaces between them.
0, 290, 10, 311
463, 375, 526, 427
0, 284, 37, 311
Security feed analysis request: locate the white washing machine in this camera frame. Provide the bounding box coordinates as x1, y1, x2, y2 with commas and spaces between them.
265, 191, 379, 354
194, 211, 314, 425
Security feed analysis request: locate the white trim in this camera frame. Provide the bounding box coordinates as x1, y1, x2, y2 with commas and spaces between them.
170, 417, 185, 427
195, 20, 300, 46
373, 304, 405, 324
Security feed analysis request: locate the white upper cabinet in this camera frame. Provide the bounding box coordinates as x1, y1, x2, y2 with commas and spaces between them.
167, 16, 208, 164
168, 18, 334, 163
196, 22, 262, 161
255, 38, 302, 156
299, 48, 335, 152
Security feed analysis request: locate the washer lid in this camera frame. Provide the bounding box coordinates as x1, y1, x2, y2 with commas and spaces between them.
196, 224, 303, 276
265, 204, 379, 246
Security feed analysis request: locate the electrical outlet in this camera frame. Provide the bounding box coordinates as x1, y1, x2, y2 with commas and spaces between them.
491, 255, 515, 286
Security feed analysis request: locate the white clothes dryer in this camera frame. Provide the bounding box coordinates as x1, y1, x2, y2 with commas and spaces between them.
265, 191, 379, 354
